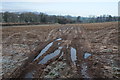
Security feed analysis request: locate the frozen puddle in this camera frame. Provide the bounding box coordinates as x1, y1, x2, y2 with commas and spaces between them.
33, 38, 62, 61
58, 42, 61, 45
25, 70, 36, 78
25, 72, 33, 78
55, 38, 62, 41
70, 47, 77, 65
81, 52, 91, 78
38, 47, 63, 64
81, 63, 90, 78
84, 53, 91, 59
59, 52, 64, 59
33, 42, 53, 61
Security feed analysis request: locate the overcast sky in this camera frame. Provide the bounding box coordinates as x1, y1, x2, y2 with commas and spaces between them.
1, 0, 119, 17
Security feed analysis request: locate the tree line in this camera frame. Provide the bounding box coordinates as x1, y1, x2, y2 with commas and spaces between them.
0, 12, 119, 24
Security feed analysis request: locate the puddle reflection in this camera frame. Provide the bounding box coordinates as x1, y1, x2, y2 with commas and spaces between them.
70, 47, 77, 65
84, 53, 91, 59
34, 38, 62, 61
38, 47, 63, 64
33, 42, 53, 61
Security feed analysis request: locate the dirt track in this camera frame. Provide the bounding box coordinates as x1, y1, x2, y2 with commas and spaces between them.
2, 22, 119, 79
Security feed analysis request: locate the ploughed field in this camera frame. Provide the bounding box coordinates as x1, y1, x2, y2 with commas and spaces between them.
2, 22, 119, 79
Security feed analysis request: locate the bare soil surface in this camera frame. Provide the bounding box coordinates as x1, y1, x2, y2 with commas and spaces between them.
1, 22, 119, 79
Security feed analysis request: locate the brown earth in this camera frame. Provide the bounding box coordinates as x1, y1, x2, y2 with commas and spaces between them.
1, 22, 119, 79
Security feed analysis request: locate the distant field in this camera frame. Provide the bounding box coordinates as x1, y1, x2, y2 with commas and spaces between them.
2, 22, 118, 39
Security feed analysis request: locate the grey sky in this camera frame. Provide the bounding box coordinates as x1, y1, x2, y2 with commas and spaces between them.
2, 1, 118, 17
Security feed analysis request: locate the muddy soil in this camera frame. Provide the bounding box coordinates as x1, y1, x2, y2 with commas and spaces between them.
2, 22, 119, 79
2, 25, 62, 78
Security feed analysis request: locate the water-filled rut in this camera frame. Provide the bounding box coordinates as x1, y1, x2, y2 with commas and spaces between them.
19, 26, 93, 78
